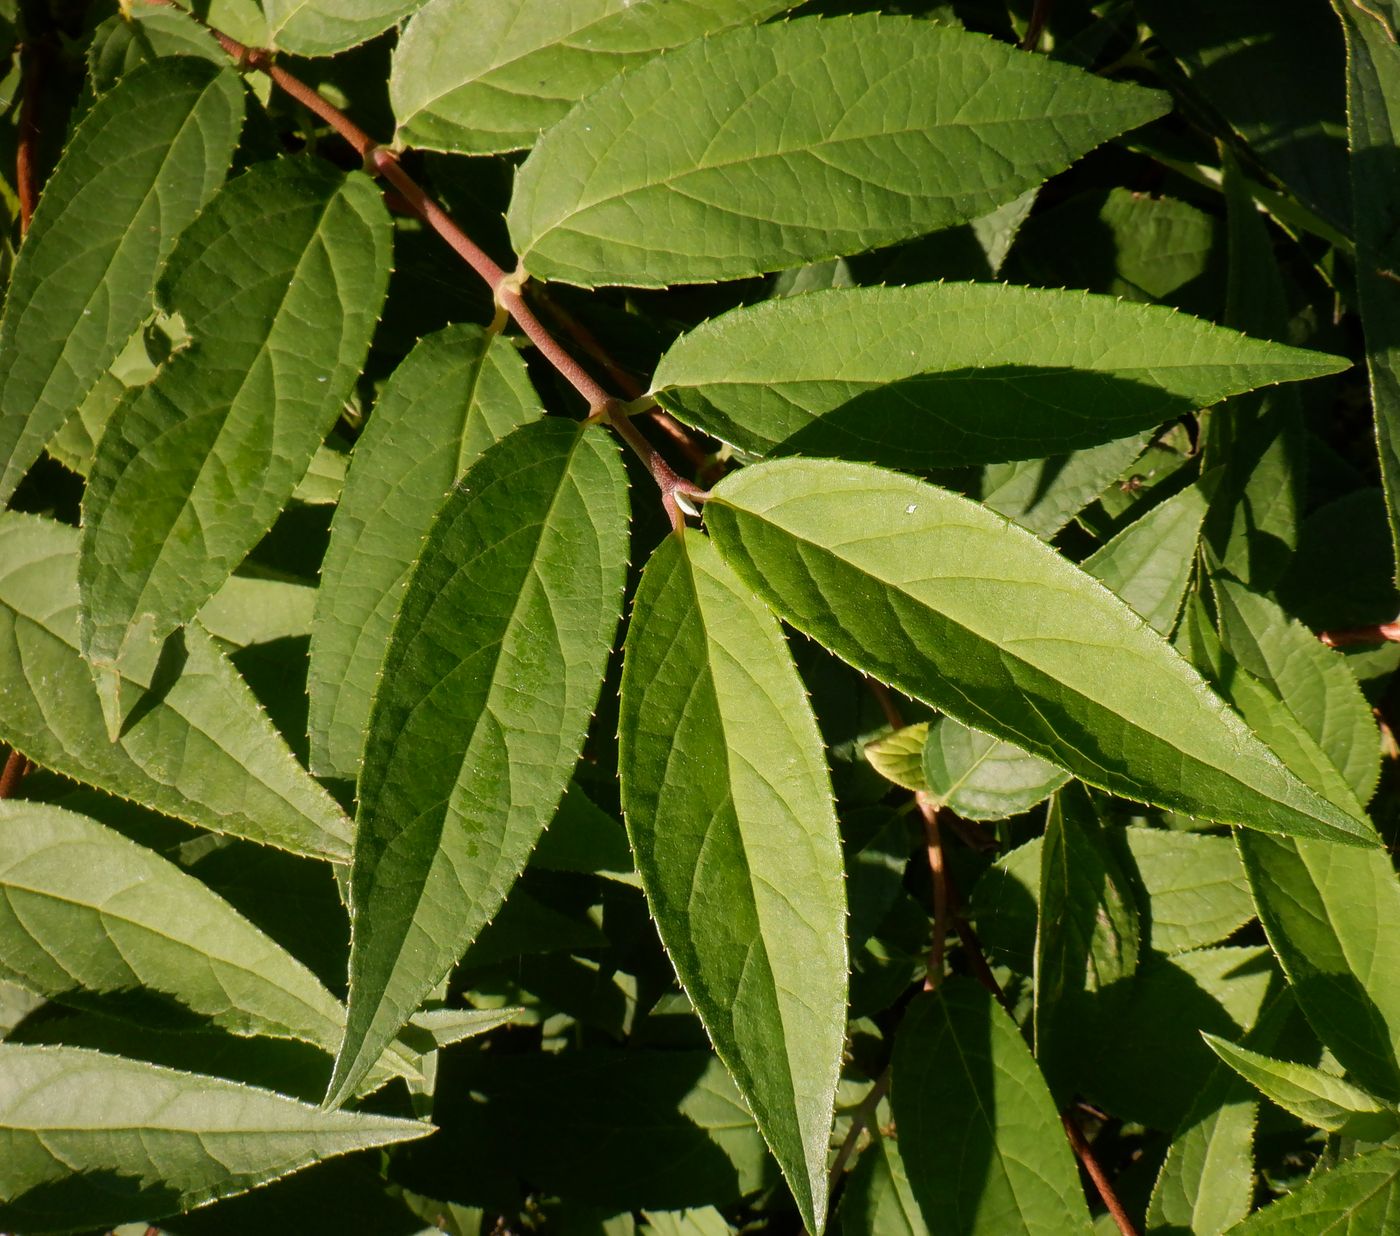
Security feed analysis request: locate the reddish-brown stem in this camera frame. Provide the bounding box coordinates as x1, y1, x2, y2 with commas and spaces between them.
827, 1066, 891, 1194
1021, 0, 1056, 50
530, 286, 647, 400
0, 750, 29, 799
16, 41, 47, 234
1062, 1111, 1140, 1236
1318, 621, 1400, 648
147, 1, 696, 510
528, 288, 714, 471
916, 792, 949, 989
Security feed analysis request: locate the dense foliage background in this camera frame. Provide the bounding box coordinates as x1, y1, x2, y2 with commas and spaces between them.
3, 0, 1400, 1233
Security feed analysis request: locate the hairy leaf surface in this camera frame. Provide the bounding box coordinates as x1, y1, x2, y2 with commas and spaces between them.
266, 0, 426, 55
652, 284, 1346, 467
508, 17, 1169, 287
80, 160, 391, 696
0, 58, 242, 505
618, 532, 846, 1234
330, 419, 628, 1107
392, 0, 794, 154
892, 980, 1092, 1236
308, 324, 541, 781
0, 1045, 429, 1233
0, 514, 351, 862
1202, 1034, 1398, 1138
704, 459, 1374, 844
1230, 1145, 1400, 1233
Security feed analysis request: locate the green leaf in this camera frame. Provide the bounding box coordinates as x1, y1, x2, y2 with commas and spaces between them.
1140, 0, 1351, 234
1237, 832, 1400, 1102
1033, 785, 1139, 1095
391, 0, 794, 154
1231, 1145, 1400, 1233
1215, 579, 1380, 805
79, 160, 391, 711
88, 7, 227, 94
1146, 991, 1289, 1236
308, 323, 541, 781
981, 431, 1154, 539
0, 801, 354, 1056
618, 533, 846, 1235
0, 513, 352, 862
1072, 946, 1275, 1130
839, 1133, 926, 1236
1201, 1033, 1400, 1139
703, 458, 1375, 846
920, 717, 1067, 821
507, 16, 1170, 287
531, 782, 638, 885
329, 419, 628, 1107
864, 722, 929, 792
1147, 1077, 1256, 1235
266, 0, 427, 55
0, 58, 243, 505
651, 284, 1345, 468
1200, 156, 1307, 592
1336, 0, 1400, 568
971, 827, 1253, 971
892, 979, 1092, 1236
1082, 480, 1209, 634
0, 1044, 430, 1233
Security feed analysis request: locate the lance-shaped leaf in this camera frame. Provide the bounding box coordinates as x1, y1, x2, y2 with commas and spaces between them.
1337, 0, 1400, 566
1147, 991, 1288, 1236
392, 0, 795, 154
703, 459, 1374, 845
650, 284, 1348, 468
1215, 578, 1380, 805
1238, 832, 1400, 1101
982, 430, 1154, 539
0, 513, 351, 862
507, 16, 1170, 287
1033, 785, 1139, 1097
309, 324, 541, 782
1230, 1145, 1400, 1233
892, 979, 1092, 1236
0, 802, 386, 1075
839, 1132, 927, 1236
80, 160, 391, 703
265, 0, 427, 56
618, 532, 847, 1235
328, 419, 629, 1107
0, 58, 242, 505
0, 1045, 430, 1233
1201, 1034, 1400, 1139
1083, 480, 1210, 635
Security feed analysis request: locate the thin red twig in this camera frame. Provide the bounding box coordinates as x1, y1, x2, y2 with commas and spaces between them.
0, 750, 29, 799
827, 1067, 891, 1193
916, 792, 949, 988
16, 41, 47, 234
1318, 621, 1400, 647
147, 0, 701, 523
1062, 1111, 1140, 1236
